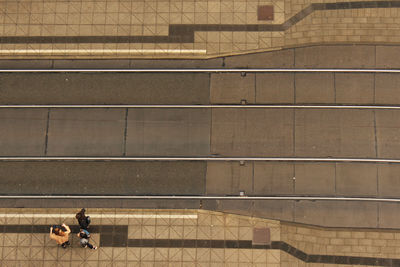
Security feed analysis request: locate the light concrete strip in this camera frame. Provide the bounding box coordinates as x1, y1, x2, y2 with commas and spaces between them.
0, 68, 400, 73
1, 104, 400, 109
0, 49, 207, 55
0, 213, 197, 219
0, 195, 400, 203
0, 157, 400, 163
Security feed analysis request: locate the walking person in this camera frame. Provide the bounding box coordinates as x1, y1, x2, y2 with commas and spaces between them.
49, 223, 71, 248
75, 208, 91, 230
77, 229, 97, 250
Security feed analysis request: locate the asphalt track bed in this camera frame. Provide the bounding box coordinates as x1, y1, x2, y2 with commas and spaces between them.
0, 73, 210, 105
2, 71, 400, 105
2, 45, 400, 228
0, 161, 206, 195
1, 107, 399, 158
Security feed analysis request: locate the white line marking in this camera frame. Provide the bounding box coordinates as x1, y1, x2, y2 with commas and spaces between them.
0, 104, 400, 109
0, 196, 399, 202
0, 213, 197, 219
0, 157, 400, 163
0, 68, 399, 73
0, 49, 207, 55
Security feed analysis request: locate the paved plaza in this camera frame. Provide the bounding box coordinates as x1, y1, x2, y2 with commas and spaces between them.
1, 208, 400, 266
1, 0, 400, 58
2, 0, 400, 266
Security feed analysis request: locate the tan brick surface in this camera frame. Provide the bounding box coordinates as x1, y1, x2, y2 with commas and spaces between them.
2, 0, 400, 58
282, 222, 400, 262
0, 208, 283, 266
4, 208, 400, 265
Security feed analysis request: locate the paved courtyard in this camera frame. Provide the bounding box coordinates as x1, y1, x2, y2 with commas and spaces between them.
2, 0, 400, 266
2, 208, 400, 266
1, 0, 400, 58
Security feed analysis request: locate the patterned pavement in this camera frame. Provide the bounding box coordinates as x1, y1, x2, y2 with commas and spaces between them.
0, 209, 281, 266
0, 208, 400, 266
1, 0, 400, 58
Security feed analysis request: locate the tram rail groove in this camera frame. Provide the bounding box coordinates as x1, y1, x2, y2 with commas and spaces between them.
1, 157, 400, 163
0, 195, 400, 202
1, 68, 400, 73
2, 104, 400, 109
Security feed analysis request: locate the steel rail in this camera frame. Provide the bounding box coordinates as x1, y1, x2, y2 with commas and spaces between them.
0, 195, 400, 202
1, 104, 400, 109
1, 68, 400, 73
1, 157, 400, 163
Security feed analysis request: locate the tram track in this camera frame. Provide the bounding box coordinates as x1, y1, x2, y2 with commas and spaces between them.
0, 156, 399, 163
0, 195, 398, 203
1, 68, 400, 73
1, 104, 400, 109
0, 68, 399, 226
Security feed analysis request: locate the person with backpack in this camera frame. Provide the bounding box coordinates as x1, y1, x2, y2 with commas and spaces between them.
49, 223, 71, 248
77, 229, 97, 250
75, 208, 91, 230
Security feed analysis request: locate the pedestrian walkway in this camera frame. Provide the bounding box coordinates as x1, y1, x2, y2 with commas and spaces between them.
1, 0, 400, 58
0, 208, 399, 266
0, 208, 281, 266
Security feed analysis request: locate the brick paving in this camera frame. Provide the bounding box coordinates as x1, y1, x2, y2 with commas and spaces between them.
0, 208, 399, 266
1, 0, 399, 58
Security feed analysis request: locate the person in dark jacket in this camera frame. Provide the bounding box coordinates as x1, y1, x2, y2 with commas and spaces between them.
75, 208, 91, 230
77, 229, 97, 250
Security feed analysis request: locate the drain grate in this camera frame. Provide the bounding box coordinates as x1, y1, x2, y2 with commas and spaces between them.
257, 5, 274, 21
253, 227, 271, 245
